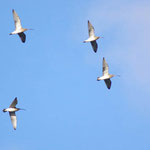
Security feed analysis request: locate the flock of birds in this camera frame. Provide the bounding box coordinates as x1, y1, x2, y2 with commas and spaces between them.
3, 9, 118, 130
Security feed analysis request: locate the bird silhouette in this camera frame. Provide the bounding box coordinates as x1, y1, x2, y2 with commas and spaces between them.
10, 9, 32, 43
83, 20, 103, 52
97, 57, 116, 89
3, 97, 25, 130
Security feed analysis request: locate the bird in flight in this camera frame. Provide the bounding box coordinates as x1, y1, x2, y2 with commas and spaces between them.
10, 9, 32, 43
3, 97, 25, 130
83, 20, 103, 53
97, 57, 117, 89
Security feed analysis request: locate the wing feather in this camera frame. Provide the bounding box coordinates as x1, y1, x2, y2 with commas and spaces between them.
12, 9, 22, 30
88, 20, 95, 37
90, 41, 98, 53
104, 79, 111, 89
103, 57, 109, 75
9, 112, 17, 130
18, 32, 26, 43
9, 97, 18, 108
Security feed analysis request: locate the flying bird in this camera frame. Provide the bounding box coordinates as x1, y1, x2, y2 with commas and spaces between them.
97, 57, 116, 89
9, 9, 32, 43
3, 97, 25, 130
83, 20, 103, 53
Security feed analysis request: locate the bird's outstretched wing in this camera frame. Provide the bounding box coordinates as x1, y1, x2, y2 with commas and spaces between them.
104, 79, 111, 89
90, 41, 98, 53
9, 97, 18, 108
18, 32, 26, 43
88, 20, 95, 37
12, 9, 22, 30
103, 57, 109, 75
9, 112, 17, 130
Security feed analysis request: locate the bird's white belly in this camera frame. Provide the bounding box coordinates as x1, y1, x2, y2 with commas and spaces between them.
11, 29, 22, 34
99, 75, 110, 80
85, 37, 96, 42
5, 108, 17, 112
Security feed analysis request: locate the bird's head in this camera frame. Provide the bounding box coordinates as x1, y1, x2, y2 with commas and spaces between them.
23, 28, 28, 32
23, 28, 34, 32
110, 74, 115, 78
110, 74, 120, 78
97, 36, 104, 40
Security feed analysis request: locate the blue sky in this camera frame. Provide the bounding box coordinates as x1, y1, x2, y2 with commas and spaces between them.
1, 0, 150, 150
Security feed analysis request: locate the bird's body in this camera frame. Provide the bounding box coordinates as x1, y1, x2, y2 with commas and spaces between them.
10, 29, 27, 35
3, 97, 24, 130
97, 57, 115, 89
97, 74, 114, 80
83, 20, 102, 53
10, 9, 29, 43
84, 36, 99, 43
3, 108, 19, 112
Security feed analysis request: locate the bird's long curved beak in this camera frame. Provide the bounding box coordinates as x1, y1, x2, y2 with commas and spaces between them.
116, 75, 121, 77
19, 108, 26, 111
28, 28, 34, 30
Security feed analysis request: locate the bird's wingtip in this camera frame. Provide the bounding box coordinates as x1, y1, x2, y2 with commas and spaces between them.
94, 49, 97, 53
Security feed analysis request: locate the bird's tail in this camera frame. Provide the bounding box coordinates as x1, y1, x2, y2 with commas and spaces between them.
3, 109, 7, 112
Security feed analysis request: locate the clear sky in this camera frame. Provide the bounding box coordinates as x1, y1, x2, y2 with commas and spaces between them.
1, 0, 150, 150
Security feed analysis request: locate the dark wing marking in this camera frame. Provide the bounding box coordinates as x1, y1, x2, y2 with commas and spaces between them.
104, 79, 111, 89
90, 41, 98, 53
18, 32, 26, 43
88, 20, 95, 37
103, 57, 109, 75
9, 97, 18, 108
